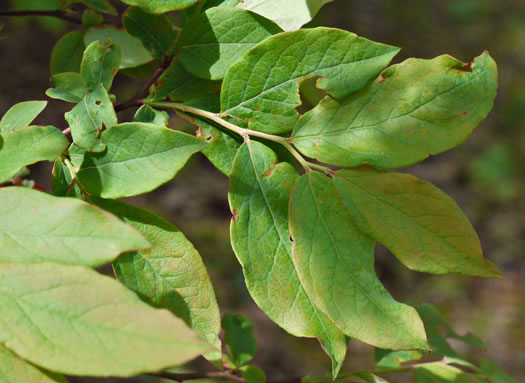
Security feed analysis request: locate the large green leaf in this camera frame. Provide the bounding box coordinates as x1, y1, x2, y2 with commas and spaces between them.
154, 59, 221, 102
229, 141, 347, 375
46, 73, 88, 103
289, 171, 429, 350
97, 199, 222, 366
221, 28, 399, 134
65, 85, 117, 152
50, 30, 85, 75
332, 168, 501, 277
221, 313, 256, 368
0, 346, 68, 383
84, 26, 153, 69
0, 187, 149, 266
0, 101, 47, 133
0, 262, 210, 376
75, 122, 205, 198
292, 52, 498, 168
0, 126, 69, 183
179, 7, 282, 80
120, 0, 198, 13
237, 0, 334, 31
80, 40, 121, 92
123, 7, 177, 58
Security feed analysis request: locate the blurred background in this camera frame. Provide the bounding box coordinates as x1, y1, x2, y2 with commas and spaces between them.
0, 0, 523, 381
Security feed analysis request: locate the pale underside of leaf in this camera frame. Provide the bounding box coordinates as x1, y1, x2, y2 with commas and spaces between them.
332, 168, 501, 277
220, 27, 399, 134
97, 198, 222, 366
0, 262, 210, 377
292, 52, 498, 168
229, 141, 347, 375
76, 123, 205, 198
0, 346, 68, 383
289, 171, 429, 351
0, 187, 149, 267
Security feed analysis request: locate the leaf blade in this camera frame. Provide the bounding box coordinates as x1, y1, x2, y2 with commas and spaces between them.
0, 346, 68, 383
0, 101, 47, 133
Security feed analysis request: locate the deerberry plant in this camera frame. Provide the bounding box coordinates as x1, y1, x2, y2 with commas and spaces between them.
0, 0, 517, 382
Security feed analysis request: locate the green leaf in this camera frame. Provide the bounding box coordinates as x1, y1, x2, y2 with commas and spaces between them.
221, 28, 399, 134
0, 126, 69, 183
480, 360, 518, 383
50, 30, 85, 75
0, 186, 149, 266
415, 304, 484, 358
237, 0, 334, 31
350, 372, 391, 383
292, 52, 498, 168
375, 349, 423, 369
84, 26, 153, 69
65, 85, 117, 152
229, 141, 347, 375
82, 9, 104, 28
46, 73, 88, 103
120, 0, 198, 14
179, 7, 282, 80
81, 40, 121, 92
154, 59, 221, 102
81, 0, 118, 15
222, 313, 256, 367
134, 105, 169, 127
202, 0, 240, 10
97, 198, 222, 367
241, 365, 266, 383
75, 122, 205, 198
0, 101, 47, 133
123, 7, 177, 58
0, 262, 210, 376
332, 168, 501, 278
414, 363, 480, 383
289, 171, 429, 351
51, 159, 83, 198
0, 346, 68, 383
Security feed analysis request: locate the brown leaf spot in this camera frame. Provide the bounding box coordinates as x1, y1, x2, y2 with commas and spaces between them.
156, 79, 165, 90
232, 209, 238, 223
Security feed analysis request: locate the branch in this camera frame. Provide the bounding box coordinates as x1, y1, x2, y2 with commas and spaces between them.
150, 370, 245, 383
114, 56, 172, 113
0, 9, 82, 24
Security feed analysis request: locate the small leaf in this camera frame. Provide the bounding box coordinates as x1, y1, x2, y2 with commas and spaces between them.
120, 0, 198, 13
81, 0, 118, 15
154, 59, 221, 102
0, 262, 210, 376
241, 365, 266, 383
0, 186, 149, 266
480, 360, 518, 383
50, 30, 85, 75
0, 101, 47, 133
46, 72, 88, 103
375, 348, 423, 369
51, 159, 83, 198
82, 9, 104, 28
237, 0, 334, 31
414, 363, 480, 383
0, 126, 69, 183
179, 7, 282, 80
202, 0, 240, 10
332, 168, 501, 277
97, 198, 222, 367
81, 40, 121, 92
134, 105, 169, 127
65, 85, 116, 152
221, 28, 399, 133
292, 52, 498, 168
76, 122, 205, 198
84, 26, 153, 69
289, 171, 429, 350
123, 7, 177, 58
350, 372, 392, 383
222, 313, 256, 367
229, 141, 347, 375
0, 346, 68, 383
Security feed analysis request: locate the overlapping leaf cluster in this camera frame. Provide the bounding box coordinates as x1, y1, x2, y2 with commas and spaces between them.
0, 0, 515, 381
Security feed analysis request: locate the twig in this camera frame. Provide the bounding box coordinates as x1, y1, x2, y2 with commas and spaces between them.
0, 9, 82, 24
150, 370, 246, 383
114, 56, 172, 113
